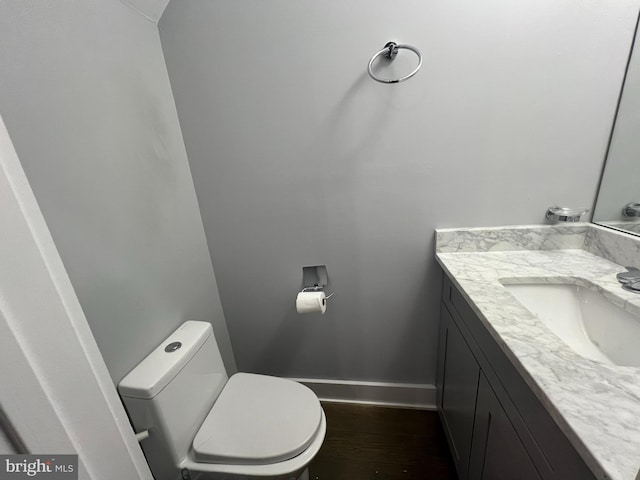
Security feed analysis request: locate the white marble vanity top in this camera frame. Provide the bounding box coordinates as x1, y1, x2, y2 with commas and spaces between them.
435, 224, 640, 480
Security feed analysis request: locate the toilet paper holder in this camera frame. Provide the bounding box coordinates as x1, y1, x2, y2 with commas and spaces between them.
301, 286, 324, 292
301, 265, 333, 298
302, 265, 328, 290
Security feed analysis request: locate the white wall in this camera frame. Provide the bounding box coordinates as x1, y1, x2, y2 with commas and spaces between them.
0, 0, 236, 383
0, 112, 152, 479
121, 0, 171, 23
0, 431, 14, 454
159, 0, 640, 384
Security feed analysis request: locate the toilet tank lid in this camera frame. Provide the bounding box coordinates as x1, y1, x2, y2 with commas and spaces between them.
118, 321, 213, 399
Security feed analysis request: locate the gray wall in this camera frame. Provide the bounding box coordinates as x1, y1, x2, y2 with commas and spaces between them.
0, 0, 236, 383
159, 0, 640, 385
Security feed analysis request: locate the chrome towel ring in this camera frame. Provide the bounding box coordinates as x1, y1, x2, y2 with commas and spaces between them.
367, 41, 422, 84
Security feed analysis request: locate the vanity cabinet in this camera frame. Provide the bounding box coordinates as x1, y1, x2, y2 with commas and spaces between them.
436, 274, 597, 480
468, 373, 541, 480
436, 306, 479, 479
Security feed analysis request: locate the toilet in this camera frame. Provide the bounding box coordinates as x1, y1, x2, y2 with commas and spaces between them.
118, 321, 326, 480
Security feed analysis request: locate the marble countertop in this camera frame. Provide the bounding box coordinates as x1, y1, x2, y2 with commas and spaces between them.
435, 224, 640, 480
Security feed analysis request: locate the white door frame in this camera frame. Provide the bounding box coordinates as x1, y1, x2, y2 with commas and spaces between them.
0, 114, 152, 479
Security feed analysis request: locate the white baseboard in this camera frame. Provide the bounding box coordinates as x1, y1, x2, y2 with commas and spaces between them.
288, 378, 437, 410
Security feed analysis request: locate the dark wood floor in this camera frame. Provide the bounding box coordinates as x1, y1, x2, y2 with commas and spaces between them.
308, 402, 457, 480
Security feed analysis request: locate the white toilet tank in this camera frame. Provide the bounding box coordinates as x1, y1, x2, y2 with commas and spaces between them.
119, 321, 229, 479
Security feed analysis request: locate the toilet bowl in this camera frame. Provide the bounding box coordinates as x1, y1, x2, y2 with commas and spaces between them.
118, 321, 326, 480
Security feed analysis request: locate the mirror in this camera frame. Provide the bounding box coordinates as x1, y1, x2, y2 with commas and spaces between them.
593, 16, 640, 235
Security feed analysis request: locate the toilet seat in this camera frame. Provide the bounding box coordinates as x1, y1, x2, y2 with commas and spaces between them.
192, 373, 322, 465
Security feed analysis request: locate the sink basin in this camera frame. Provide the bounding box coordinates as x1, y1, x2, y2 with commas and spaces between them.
502, 282, 640, 367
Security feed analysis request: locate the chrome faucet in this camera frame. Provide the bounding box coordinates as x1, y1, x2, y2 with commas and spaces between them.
617, 266, 640, 293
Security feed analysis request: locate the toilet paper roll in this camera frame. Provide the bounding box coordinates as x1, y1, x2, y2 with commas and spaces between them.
296, 291, 327, 314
